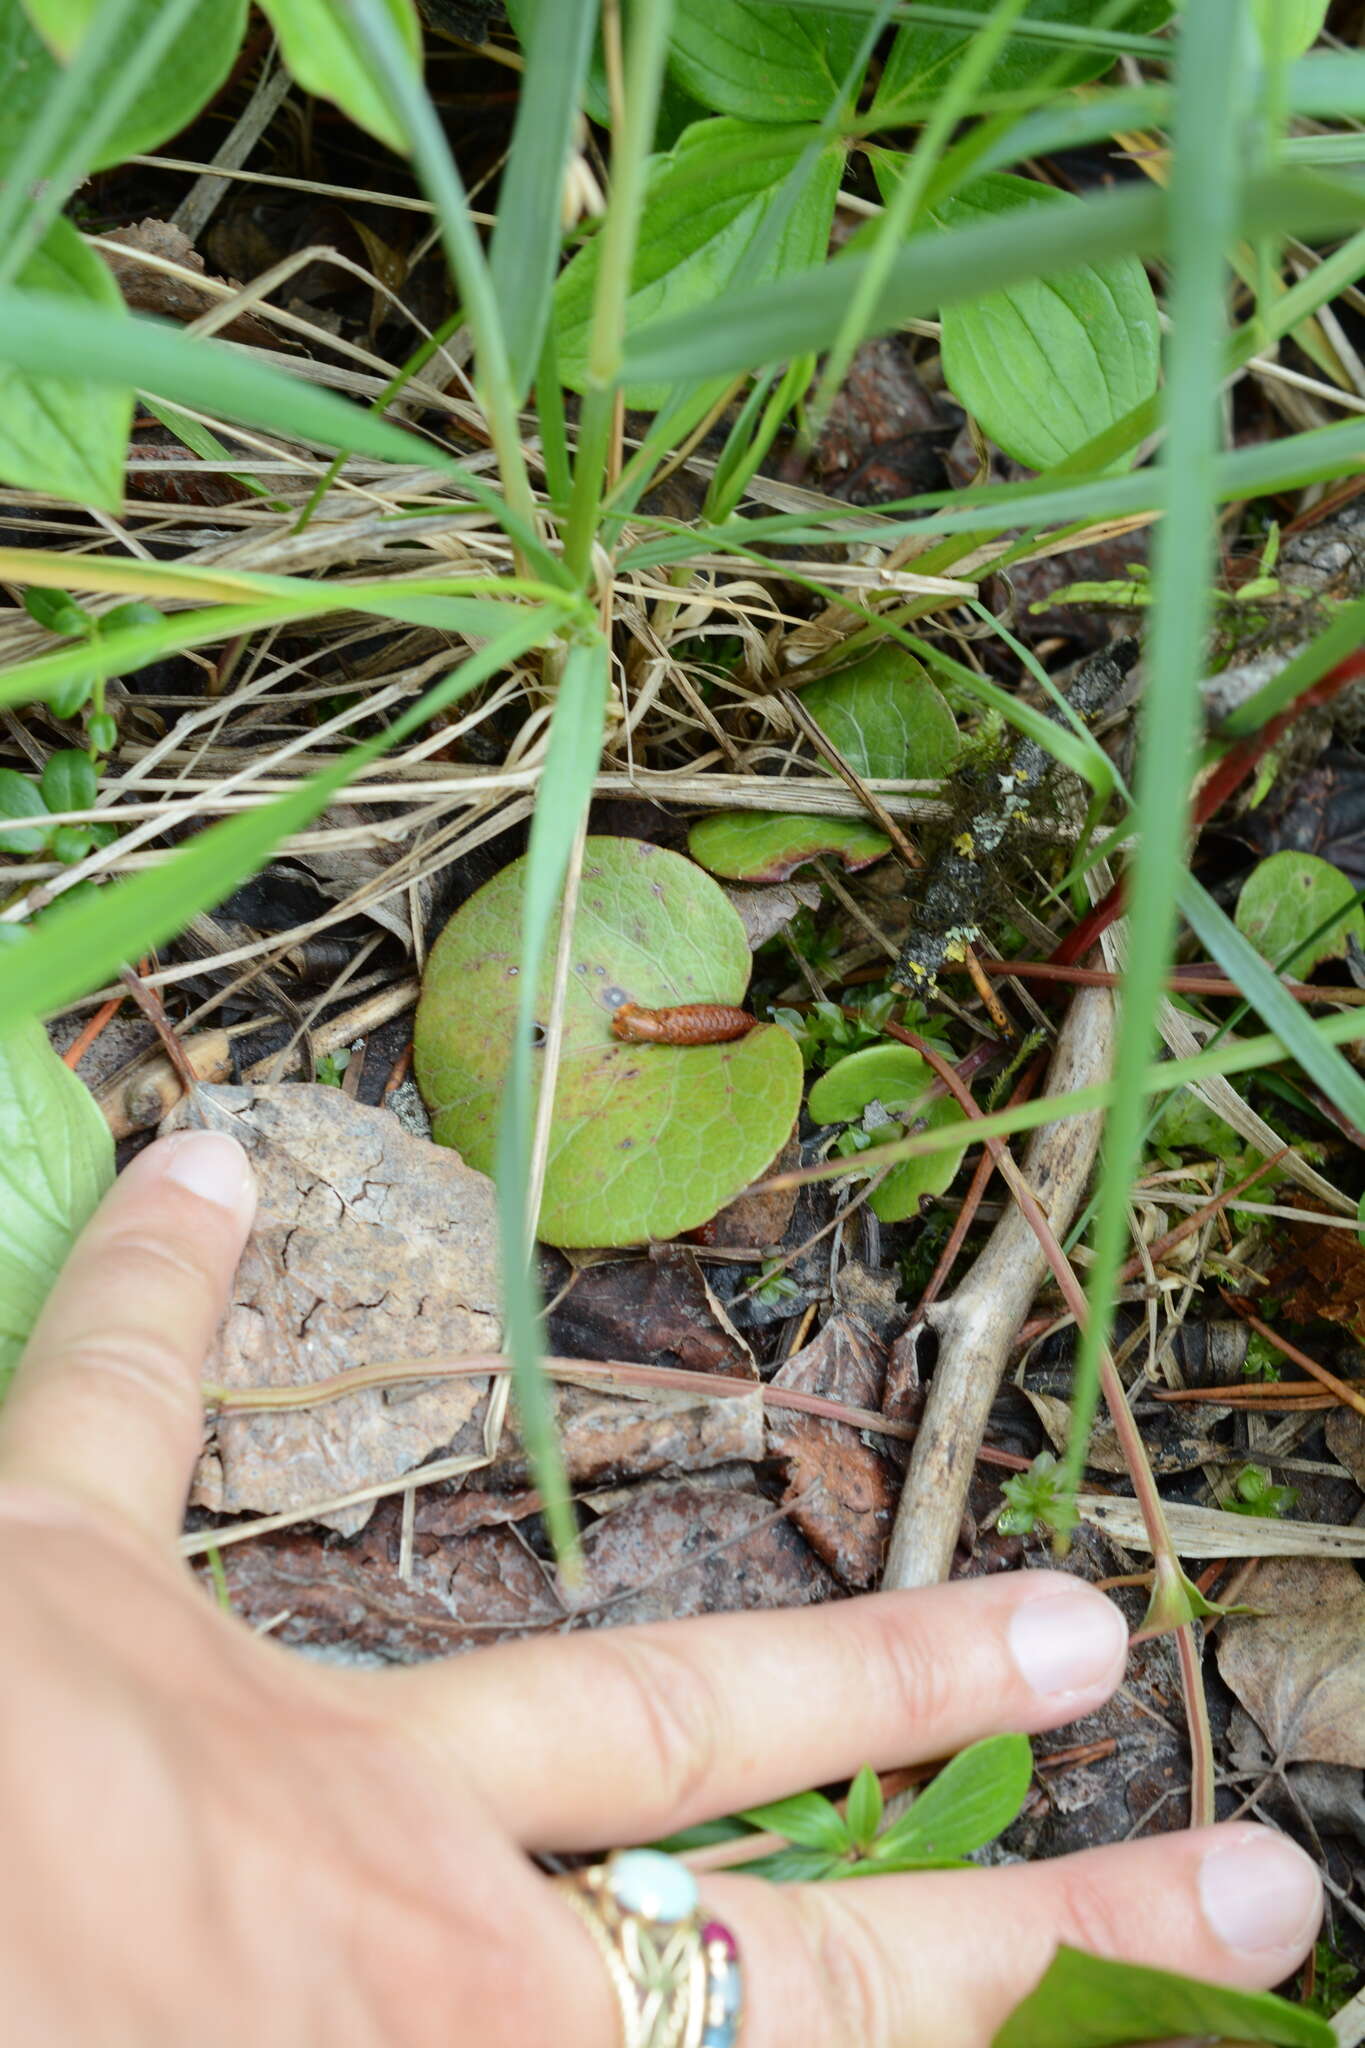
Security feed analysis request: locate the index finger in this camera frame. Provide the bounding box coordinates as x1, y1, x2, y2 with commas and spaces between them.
0, 1130, 256, 1542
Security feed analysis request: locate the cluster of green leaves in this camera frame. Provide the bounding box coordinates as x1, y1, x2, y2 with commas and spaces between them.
0, 748, 113, 867
1226, 1462, 1299, 1519
662, 1731, 1033, 1881
770, 989, 950, 1069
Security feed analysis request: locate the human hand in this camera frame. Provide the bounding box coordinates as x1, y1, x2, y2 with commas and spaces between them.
0, 1131, 1322, 2046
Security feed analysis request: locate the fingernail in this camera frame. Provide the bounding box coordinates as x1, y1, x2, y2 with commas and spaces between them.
1199, 1832, 1322, 1955
158, 1132, 256, 1222
1008, 1587, 1128, 1699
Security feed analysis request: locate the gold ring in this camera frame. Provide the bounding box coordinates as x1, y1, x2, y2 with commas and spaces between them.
552, 1850, 744, 2048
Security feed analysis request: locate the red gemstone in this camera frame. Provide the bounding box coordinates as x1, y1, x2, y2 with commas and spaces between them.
701, 1921, 739, 1962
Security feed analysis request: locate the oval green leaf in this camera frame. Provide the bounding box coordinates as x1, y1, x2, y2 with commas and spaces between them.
414, 837, 804, 1248
688, 811, 891, 884
257, 0, 422, 154
0, 217, 132, 509
4, 0, 247, 172
871, 1732, 1032, 1866
1253, 0, 1328, 59
39, 749, 98, 816
801, 646, 961, 781
1235, 850, 1365, 975
667, 1, 867, 121
0, 768, 50, 854
873, 164, 1160, 472
554, 116, 842, 409
993, 1945, 1332, 2048
0, 1016, 113, 1391
875, 0, 1174, 117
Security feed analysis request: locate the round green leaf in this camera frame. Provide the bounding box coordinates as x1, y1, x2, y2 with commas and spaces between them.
809, 1044, 970, 1224
801, 646, 961, 781
0, 769, 50, 855
809, 1044, 937, 1123
1234, 850, 1365, 974
688, 811, 891, 883
0, 217, 132, 509
3, 1, 248, 174
414, 837, 804, 1248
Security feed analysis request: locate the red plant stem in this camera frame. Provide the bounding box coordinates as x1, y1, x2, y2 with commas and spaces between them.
1221, 1297, 1365, 1420
944, 957, 1365, 1006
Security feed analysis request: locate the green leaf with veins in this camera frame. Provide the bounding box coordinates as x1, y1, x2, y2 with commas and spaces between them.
688, 812, 890, 883
257, 0, 422, 154
0, 1016, 113, 1391
874, 0, 1174, 115
869, 167, 1160, 473
1234, 850, 1365, 975
800, 646, 961, 781
869, 1732, 1033, 1867
414, 837, 804, 1248
738, 1788, 850, 1851
666, 0, 867, 121
0, 218, 132, 509
554, 116, 843, 409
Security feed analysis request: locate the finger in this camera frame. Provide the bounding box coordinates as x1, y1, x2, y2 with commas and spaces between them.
375, 1570, 1129, 1848
0, 1131, 256, 1542
682, 1822, 1323, 2048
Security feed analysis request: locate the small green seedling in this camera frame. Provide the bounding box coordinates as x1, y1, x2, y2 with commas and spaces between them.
658, 1733, 1033, 1885
770, 990, 952, 1071
1226, 1463, 1298, 1519
997, 1451, 1073, 1539
23, 585, 159, 734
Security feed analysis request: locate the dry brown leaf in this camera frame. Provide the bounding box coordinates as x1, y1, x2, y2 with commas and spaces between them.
1267, 1208, 1365, 1343
766, 1314, 897, 1587
1326, 1407, 1365, 1490
166, 1084, 500, 1534
99, 219, 277, 345
1216, 1557, 1365, 1768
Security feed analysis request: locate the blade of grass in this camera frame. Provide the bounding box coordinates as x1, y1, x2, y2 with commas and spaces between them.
1059, 1, 1249, 1523
335, 0, 538, 536
562, 0, 675, 581
0, 0, 200, 286
489, 0, 598, 404
494, 636, 610, 1578
619, 169, 1365, 388
0, 605, 569, 1022
810, 0, 1033, 430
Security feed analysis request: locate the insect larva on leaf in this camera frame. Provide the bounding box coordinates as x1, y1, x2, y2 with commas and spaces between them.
610, 1002, 757, 1045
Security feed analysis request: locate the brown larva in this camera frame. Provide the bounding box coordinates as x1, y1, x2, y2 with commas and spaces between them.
610, 1002, 757, 1045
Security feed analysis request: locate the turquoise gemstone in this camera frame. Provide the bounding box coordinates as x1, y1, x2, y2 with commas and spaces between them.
606, 1849, 698, 1925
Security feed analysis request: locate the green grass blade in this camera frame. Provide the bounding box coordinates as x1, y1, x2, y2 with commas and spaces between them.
324, 0, 538, 531
1178, 875, 1365, 1131
620, 170, 1365, 387
811, 0, 1033, 427
1059, 0, 1250, 1506
494, 636, 611, 1573
0, 291, 561, 576
0, 606, 567, 1024
490, 0, 598, 404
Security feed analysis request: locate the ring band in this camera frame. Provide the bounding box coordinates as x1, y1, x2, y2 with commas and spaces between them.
552, 1849, 744, 2048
